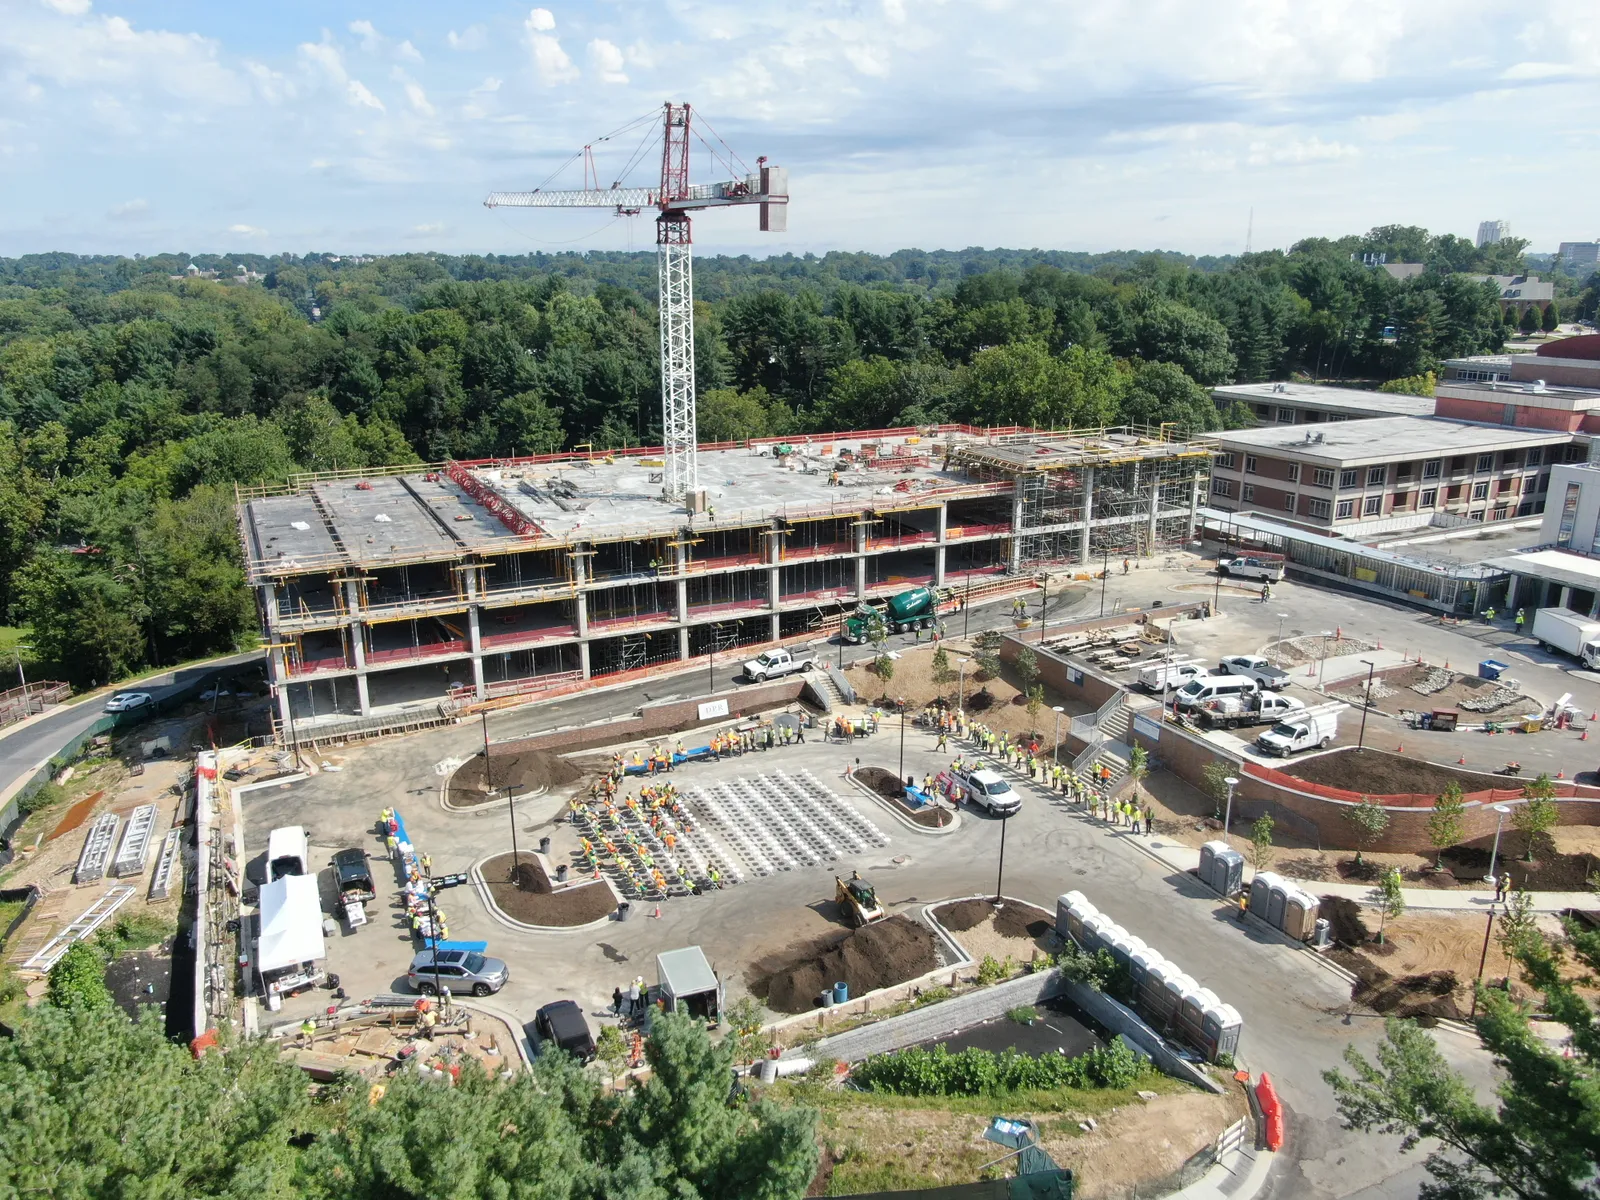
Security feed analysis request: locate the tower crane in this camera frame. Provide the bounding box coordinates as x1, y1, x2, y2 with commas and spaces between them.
485, 103, 788, 506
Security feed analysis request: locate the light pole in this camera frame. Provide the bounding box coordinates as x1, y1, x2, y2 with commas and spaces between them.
1038, 573, 1049, 637
1223, 775, 1239, 845
1356, 660, 1376, 750
963, 573, 973, 640
1100, 548, 1110, 617
1470, 905, 1498, 1019
481, 710, 494, 797
957, 658, 970, 714
1318, 630, 1333, 689
507, 784, 521, 873
1052, 706, 1065, 768
1213, 558, 1222, 616
994, 813, 1010, 904
14, 642, 31, 709
1274, 613, 1289, 666
898, 708, 907, 783
1485, 803, 1512, 884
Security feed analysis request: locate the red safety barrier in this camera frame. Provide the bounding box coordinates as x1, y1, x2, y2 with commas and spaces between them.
1255, 1072, 1286, 1151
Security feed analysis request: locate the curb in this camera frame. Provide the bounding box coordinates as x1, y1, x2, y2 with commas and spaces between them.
468, 856, 620, 935
843, 773, 962, 836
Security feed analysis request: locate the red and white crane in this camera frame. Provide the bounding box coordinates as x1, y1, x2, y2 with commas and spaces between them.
485, 103, 788, 505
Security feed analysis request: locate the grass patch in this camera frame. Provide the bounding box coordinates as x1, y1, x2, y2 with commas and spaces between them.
96, 911, 175, 958
1007, 1005, 1038, 1024
0, 897, 30, 1027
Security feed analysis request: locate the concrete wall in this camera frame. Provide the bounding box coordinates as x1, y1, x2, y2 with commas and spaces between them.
1056, 977, 1223, 1094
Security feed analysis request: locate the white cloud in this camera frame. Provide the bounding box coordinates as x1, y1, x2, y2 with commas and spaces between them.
411, 221, 446, 235
403, 81, 434, 115
447, 25, 487, 51
43, 0, 91, 13
525, 9, 577, 84
347, 79, 384, 110
349, 19, 381, 53
1247, 137, 1361, 166
587, 39, 628, 84
396, 40, 422, 62
473, 76, 502, 93
107, 198, 149, 220
299, 38, 346, 84
227, 223, 267, 237
1500, 61, 1573, 80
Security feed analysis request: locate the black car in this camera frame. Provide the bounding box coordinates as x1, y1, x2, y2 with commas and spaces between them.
332, 848, 375, 904
533, 1000, 596, 1062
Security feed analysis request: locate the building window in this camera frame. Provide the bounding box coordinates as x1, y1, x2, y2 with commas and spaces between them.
1420, 488, 1437, 508
1393, 492, 1411, 510
1336, 499, 1354, 519
1475, 453, 1494, 473
1366, 465, 1386, 486
1307, 498, 1331, 519
1471, 481, 1489, 501
1470, 510, 1485, 522
1503, 404, 1518, 425
1339, 468, 1358, 489
1212, 478, 1233, 498
1241, 484, 1255, 502
1423, 459, 1441, 479
1216, 452, 1236, 470
1493, 505, 1509, 521
1245, 455, 1259, 474
1557, 481, 1581, 547
1501, 451, 1519, 468
1276, 408, 1295, 424
1527, 448, 1542, 467
1450, 456, 1467, 473
1284, 493, 1297, 512
1313, 468, 1335, 487
1363, 496, 1382, 516
1285, 463, 1300, 483
1395, 462, 1415, 481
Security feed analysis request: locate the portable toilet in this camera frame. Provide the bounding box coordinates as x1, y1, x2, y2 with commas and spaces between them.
1266, 881, 1290, 930
1212, 846, 1246, 898
1067, 898, 1098, 944
1117, 934, 1148, 973
1198, 840, 1222, 887
1201, 1000, 1243, 1062
1178, 985, 1218, 1047
1159, 971, 1197, 1029
1282, 887, 1320, 942
1140, 958, 1176, 1017
1056, 891, 1088, 939
1249, 871, 1283, 918
1129, 946, 1164, 998
1079, 913, 1110, 953
1096, 922, 1127, 961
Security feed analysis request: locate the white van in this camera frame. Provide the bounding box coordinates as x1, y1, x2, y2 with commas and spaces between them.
1174, 675, 1259, 712
266, 825, 310, 881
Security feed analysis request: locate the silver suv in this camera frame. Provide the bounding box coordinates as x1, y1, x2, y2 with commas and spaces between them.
407, 949, 509, 997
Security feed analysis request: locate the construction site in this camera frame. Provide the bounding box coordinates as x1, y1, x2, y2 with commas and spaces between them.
236, 426, 1215, 732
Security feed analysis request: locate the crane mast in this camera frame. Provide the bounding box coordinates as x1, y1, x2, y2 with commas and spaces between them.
485, 103, 788, 507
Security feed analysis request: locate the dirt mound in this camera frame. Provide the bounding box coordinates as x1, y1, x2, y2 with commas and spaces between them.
1335, 953, 1464, 1021
1284, 748, 1502, 799
481, 852, 615, 926
994, 902, 1052, 940
937, 898, 995, 932
509, 860, 552, 894
854, 766, 907, 801
753, 916, 940, 1013
449, 750, 581, 806
1318, 895, 1369, 946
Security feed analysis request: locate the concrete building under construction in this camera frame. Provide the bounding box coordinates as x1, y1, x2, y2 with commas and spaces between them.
235, 425, 1214, 730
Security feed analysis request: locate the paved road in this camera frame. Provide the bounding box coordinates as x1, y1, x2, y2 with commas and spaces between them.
0, 651, 264, 800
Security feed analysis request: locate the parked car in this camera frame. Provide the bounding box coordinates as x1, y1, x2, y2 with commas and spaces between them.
947, 765, 1022, 816
533, 999, 596, 1061
104, 691, 153, 713
407, 948, 509, 997
1218, 655, 1291, 691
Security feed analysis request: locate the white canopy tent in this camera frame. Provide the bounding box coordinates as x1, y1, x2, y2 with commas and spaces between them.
257, 874, 325, 974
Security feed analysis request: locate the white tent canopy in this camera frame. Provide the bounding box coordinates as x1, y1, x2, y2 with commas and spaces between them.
257, 874, 325, 973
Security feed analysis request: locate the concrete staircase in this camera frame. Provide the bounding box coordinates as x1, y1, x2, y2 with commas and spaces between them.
1071, 693, 1134, 796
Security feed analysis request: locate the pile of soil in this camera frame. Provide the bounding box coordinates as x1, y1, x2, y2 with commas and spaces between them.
481, 852, 616, 926
751, 916, 940, 1013
935, 898, 995, 932
1284, 748, 1502, 798
1332, 953, 1464, 1022
449, 750, 581, 806
853, 766, 952, 828
931, 898, 1052, 940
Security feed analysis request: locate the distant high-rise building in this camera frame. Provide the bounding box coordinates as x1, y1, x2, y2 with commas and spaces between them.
1558, 241, 1600, 267
1477, 219, 1512, 248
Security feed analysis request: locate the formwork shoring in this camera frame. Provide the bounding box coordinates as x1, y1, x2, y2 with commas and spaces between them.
1017, 457, 1203, 566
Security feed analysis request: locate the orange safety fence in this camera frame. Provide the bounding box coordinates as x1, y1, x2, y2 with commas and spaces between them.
1240, 761, 1600, 808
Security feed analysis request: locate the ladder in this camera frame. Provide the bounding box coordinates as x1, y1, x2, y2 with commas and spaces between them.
112, 804, 159, 877
148, 829, 183, 901
23, 885, 137, 971
74, 811, 121, 884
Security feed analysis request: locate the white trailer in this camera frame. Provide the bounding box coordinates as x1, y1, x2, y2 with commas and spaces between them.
1530, 608, 1600, 669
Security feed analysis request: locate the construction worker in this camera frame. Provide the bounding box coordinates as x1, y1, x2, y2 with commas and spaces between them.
1515, 608, 1526, 632
1485, 605, 1497, 623
936, 729, 947, 752
1122, 558, 1130, 575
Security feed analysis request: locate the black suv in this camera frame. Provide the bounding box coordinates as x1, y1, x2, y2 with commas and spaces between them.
533, 1000, 596, 1061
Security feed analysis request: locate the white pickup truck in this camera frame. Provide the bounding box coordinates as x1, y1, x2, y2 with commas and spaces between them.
1219, 655, 1292, 692
1255, 702, 1348, 756
946, 765, 1022, 816
742, 648, 817, 682
1198, 692, 1305, 731
1137, 658, 1205, 693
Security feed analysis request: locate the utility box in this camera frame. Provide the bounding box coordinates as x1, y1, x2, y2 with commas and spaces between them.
656, 946, 723, 1023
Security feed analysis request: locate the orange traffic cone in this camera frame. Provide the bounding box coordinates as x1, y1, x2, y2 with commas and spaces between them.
1377, 638, 1383, 650
1458, 756, 1467, 765
1397, 743, 1404, 753
1582, 730, 1588, 741
653, 904, 662, 918
1557, 770, 1565, 779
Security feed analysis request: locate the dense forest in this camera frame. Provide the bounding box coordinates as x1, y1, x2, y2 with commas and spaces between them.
1, 227, 1595, 687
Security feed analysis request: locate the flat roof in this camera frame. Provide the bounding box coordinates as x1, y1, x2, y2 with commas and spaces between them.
1210, 382, 1433, 418
1482, 547, 1600, 589
657, 946, 717, 997
1216, 416, 1570, 466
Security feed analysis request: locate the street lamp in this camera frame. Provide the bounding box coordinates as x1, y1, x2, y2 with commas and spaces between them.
507, 784, 521, 873
898, 708, 907, 783
1100, 547, 1110, 617
1212, 558, 1222, 616
994, 813, 1011, 904
1052, 706, 1065, 769
957, 658, 971, 714
1274, 613, 1289, 666
1038, 573, 1049, 637
14, 641, 31, 709
1485, 803, 1513, 884
1356, 660, 1376, 750
1317, 630, 1333, 689
1222, 775, 1240, 845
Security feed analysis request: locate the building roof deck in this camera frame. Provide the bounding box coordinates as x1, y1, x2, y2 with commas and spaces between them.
1216, 416, 1570, 466
1210, 381, 1435, 418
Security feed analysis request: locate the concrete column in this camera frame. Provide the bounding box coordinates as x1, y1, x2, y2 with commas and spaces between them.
771, 613, 781, 641
1505, 574, 1520, 612
579, 642, 592, 679
854, 520, 868, 599
679, 627, 691, 660
347, 624, 372, 717
937, 502, 949, 542
261, 584, 280, 625
1188, 472, 1202, 539
1147, 467, 1161, 553
1009, 489, 1025, 572
935, 546, 947, 586
769, 567, 781, 613
1080, 466, 1096, 565
1560, 585, 1573, 611
468, 606, 486, 700
269, 646, 292, 732
355, 674, 371, 716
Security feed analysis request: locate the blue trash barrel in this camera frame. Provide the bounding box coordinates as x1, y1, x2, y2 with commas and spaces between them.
833, 980, 849, 1004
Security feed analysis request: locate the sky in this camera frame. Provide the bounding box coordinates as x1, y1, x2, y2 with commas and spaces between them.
1, 0, 1597, 260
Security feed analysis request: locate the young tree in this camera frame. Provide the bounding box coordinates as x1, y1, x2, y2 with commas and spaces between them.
46, 942, 110, 1011
1426, 783, 1465, 870
1127, 744, 1150, 803
1541, 300, 1560, 333
724, 996, 768, 1066
1201, 760, 1235, 820
595, 1024, 629, 1093
1346, 796, 1391, 866
1324, 918, 1600, 1200
1015, 646, 1039, 691
1250, 815, 1275, 873
1514, 779, 1560, 861
873, 652, 895, 685
1496, 888, 1539, 961
1025, 683, 1045, 727
930, 643, 955, 688
973, 629, 1004, 681
1374, 867, 1406, 945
